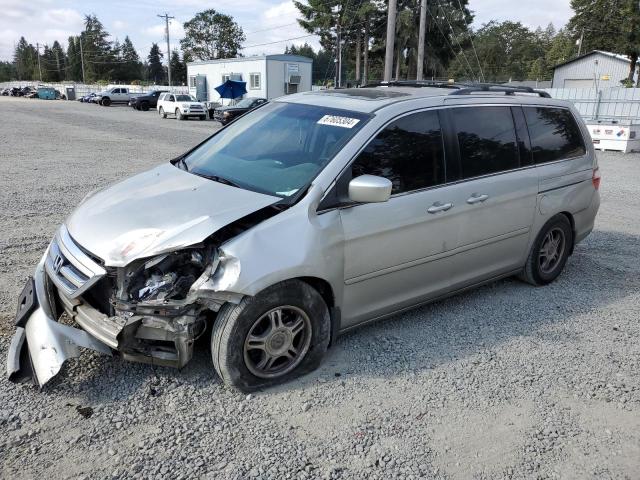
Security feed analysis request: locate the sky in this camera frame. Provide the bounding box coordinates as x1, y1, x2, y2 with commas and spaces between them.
0, 0, 574, 62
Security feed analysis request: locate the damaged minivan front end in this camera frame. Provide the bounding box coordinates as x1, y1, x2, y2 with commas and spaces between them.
8, 163, 281, 387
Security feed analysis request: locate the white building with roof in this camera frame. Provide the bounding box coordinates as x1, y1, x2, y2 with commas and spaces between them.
552, 50, 638, 88
187, 54, 313, 103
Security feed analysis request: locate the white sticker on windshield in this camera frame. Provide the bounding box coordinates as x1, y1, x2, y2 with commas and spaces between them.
317, 115, 360, 129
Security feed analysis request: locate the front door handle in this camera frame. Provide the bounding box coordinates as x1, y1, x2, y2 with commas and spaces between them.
466, 193, 489, 204
427, 202, 453, 214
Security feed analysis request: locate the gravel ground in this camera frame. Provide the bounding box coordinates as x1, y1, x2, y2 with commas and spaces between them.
0, 96, 639, 479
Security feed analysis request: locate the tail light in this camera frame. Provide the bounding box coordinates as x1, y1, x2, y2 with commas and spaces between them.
592, 167, 601, 190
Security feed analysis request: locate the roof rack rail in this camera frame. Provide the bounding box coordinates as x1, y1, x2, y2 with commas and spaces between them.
449, 83, 551, 98
362, 80, 461, 90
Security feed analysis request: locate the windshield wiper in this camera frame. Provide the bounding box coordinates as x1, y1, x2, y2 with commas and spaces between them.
194, 172, 242, 189
174, 156, 189, 172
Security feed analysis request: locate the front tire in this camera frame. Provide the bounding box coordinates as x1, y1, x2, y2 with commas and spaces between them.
141, 102, 149, 111
199, 115, 206, 121
176, 108, 184, 120
211, 280, 330, 391
102, 97, 111, 106
520, 214, 573, 286
159, 107, 166, 118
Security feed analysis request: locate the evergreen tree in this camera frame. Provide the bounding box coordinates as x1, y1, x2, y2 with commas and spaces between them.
147, 43, 165, 83
0, 61, 17, 81
51, 41, 66, 82
81, 14, 114, 81
180, 9, 245, 60
66, 36, 83, 81
170, 49, 187, 85
121, 36, 142, 81
13, 37, 37, 80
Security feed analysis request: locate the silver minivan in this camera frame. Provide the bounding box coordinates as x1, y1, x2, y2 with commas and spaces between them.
8, 83, 600, 391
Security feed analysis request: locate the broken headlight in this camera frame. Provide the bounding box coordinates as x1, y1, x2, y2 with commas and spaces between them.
128, 249, 208, 303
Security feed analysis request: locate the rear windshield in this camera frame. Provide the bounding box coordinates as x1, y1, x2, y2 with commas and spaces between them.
182, 102, 370, 197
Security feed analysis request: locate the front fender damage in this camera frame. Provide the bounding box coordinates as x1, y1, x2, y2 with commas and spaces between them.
6, 261, 112, 388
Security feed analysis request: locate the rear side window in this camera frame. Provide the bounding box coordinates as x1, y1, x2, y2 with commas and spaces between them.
523, 107, 586, 163
451, 106, 519, 179
351, 110, 445, 194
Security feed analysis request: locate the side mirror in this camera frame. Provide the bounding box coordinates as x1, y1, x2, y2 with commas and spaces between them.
348, 175, 392, 203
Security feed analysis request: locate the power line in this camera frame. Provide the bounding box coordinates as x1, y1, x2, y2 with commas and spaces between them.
425, 7, 475, 80
437, 4, 477, 80
454, 0, 484, 82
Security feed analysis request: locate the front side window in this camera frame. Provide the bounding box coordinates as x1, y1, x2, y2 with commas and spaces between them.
523, 107, 586, 163
183, 103, 370, 198
451, 106, 519, 179
351, 110, 445, 194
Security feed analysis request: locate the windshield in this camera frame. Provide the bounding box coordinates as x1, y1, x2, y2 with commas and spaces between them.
235, 98, 256, 108
182, 102, 370, 197
176, 94, 195, 101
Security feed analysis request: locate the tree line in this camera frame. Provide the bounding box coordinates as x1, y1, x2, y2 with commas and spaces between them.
4, 11, 241, 84
294, 0, 640, 85
4, 1, 640, 86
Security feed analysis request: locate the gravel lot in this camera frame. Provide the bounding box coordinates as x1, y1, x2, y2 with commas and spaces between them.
1, 96, 639, 479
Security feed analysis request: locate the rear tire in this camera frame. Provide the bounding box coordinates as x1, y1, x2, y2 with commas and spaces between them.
211, 280, 330, 392
519, 214, 573, 286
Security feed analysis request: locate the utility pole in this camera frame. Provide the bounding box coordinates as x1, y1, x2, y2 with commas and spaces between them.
384, 0, 397, 81
36, 43, 42, 81
332, 5, 342, 88
158, 13, 175, 87
417, 0, 427, 80
577, 28, 584, 56
79, 36, 86, 84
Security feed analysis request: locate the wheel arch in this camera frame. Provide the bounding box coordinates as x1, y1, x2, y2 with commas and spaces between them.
558, 211, 576, 254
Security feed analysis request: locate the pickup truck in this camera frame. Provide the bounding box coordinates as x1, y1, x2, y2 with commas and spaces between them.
95, 87, 133, 106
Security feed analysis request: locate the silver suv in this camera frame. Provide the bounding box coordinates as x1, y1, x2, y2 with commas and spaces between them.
8, 83, 600, 391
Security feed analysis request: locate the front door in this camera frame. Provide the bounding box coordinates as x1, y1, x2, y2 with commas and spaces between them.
340, 110, 459, 327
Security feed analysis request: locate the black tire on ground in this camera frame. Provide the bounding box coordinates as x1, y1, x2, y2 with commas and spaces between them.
141, 102, 149, 111
159, 107, 166, 118
199, 115, 206, 120
176, 108, 183, 120
211, 279, 331, 392
102, 97, 111, 106
519, 214, 573, 286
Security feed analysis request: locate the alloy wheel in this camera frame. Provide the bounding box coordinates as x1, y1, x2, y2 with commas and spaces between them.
243, 306, 312, 379
538, 227, 566, 275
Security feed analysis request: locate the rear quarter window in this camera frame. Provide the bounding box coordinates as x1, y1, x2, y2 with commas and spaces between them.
523, 107, 586, 164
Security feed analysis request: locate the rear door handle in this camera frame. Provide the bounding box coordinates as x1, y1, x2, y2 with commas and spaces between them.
427, 202, 453, 214
466, 193, 489, 204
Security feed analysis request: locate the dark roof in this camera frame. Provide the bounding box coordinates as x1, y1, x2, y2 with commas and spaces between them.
553, 50, 631, 70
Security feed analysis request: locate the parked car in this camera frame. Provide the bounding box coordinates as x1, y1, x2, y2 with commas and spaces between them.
129, 90, 168, 111
95, 87, 133, 106
8, 82, 600, 391
157, 93, 206, 120
212, 97, 267, 124
1, 87, 11, 96
78, 93, 97, 103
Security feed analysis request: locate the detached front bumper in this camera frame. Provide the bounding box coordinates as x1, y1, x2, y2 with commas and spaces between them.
6, 259, 112, 387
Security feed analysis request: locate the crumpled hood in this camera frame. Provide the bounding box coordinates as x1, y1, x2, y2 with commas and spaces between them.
66, 163, 280, 267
